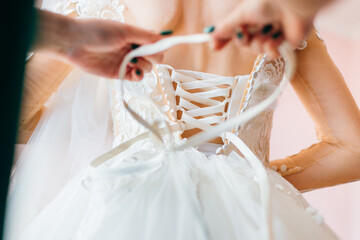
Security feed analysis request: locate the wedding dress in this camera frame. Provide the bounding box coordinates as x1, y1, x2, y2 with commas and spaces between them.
5, 1, 339, 240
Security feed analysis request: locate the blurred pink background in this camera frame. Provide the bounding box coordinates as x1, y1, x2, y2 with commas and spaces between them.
270, 0, 360, 239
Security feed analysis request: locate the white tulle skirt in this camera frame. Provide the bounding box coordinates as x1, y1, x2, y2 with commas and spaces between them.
5, 69, 114, 240
6, 69, 338, 240
15, 137, 338, 240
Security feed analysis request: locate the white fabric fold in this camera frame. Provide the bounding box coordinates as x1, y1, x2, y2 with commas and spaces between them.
6, 70, 114, 240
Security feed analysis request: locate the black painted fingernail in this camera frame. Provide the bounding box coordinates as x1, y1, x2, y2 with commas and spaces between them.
131, 44, 140, 49
237, 32, 243, 39
272, 31, 282, 39
160, 30, 173, 35
203, 25, 215, 33
135, 69, 142, 76
130, 58, 138, 64
262, 24, 273, 35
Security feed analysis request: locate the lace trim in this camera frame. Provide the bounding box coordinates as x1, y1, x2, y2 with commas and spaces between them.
217, 55, 265, 155
219, 56, 285, 163
109, 72, 173, 146
239, 55, 266, 116
55, 0, 125, 22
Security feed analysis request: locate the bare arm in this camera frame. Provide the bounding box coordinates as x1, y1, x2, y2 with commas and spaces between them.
33, 9, 163, 80
270, 29, 360, 191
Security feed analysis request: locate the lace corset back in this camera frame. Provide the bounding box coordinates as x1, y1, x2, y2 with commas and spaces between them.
50, 0, 285, 165
110, 55, 284, 166
232, 57, 284, 165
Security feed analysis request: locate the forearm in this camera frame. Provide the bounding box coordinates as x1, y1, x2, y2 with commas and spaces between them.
271, 29, 360, 191
35, 0, 43, 8
274, 142, 360, 192
31, 9, 78, 56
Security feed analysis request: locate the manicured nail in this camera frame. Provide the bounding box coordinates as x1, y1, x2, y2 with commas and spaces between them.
131, 44, 140, 49
130, 58, 138, 64
135, 69, 142, 76
262, 24, 273, 35
160, 30, 173, 36
237, 32, 243, 39
203, 25, 215, 33
272, 31, 282, 39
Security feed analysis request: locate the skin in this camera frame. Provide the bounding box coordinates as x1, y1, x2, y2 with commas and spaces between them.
33, 9, 163, 80
270, 30, 360, 191
122, 0, 258, 76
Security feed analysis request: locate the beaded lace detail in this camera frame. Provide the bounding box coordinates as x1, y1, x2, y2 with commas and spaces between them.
226, 56, 285, 165
108, 72, 176, 147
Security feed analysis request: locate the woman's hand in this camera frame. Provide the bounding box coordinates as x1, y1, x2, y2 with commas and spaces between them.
33, 10, 163, 80
211, 0, 331, 57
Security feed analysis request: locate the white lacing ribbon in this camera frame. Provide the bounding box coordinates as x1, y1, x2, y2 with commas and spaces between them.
226, 132, 272, 239
90, 34, 296, 240
171, 70, 236, 133
177, 44, 295, 151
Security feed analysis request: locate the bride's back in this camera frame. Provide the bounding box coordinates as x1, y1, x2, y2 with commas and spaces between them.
121, 0, 257, 76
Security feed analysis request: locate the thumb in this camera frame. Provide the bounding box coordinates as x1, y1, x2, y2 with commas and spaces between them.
282, 14, 312, 48
212, 3, 248, 42
122, 24, 163, 45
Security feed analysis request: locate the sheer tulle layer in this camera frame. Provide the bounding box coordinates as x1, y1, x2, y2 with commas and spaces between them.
18, 139, 338, 240
5, 69, 113, 240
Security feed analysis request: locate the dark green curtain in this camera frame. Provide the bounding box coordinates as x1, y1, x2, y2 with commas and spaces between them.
0, 1, 35, 239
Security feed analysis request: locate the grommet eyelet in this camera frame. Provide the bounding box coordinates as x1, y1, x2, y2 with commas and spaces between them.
222, 144, 230, 151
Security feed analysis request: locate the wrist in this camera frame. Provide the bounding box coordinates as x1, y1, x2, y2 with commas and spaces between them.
33, 10, 79, 57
